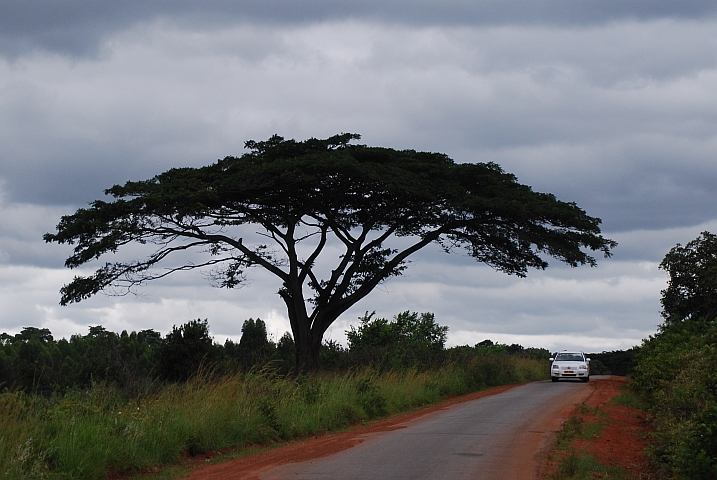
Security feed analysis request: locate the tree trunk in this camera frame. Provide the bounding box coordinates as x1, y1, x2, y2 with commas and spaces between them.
280, 287, 324, 372
295, 337, 321, 372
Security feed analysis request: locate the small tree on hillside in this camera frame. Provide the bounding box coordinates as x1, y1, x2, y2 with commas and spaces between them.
45, 134, 615, 370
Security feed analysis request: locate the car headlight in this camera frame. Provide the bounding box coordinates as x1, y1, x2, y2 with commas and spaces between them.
579, 365, 587, 369
552, 365, 559, 369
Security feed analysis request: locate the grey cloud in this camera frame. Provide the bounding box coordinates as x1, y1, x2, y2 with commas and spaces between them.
2, 1, 716, 58
1, 16, 716, 247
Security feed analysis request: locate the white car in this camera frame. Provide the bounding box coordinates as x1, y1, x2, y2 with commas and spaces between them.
549, 351, 590, 382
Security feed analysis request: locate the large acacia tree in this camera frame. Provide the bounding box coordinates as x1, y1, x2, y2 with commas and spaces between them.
45, 134, 615, 369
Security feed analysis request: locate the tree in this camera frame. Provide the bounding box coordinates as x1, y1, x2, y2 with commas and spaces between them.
276, 332, 296, 372
347, 311, 447, 351
155, 319, 219, 381
44, 133, 615, 370
347, 311, 448, 368
660, 231, 717, 324
13, 327, 54, 344
237, 318, 272, 369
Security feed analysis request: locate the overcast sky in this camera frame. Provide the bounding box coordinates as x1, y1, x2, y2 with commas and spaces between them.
1, 1, 716, 353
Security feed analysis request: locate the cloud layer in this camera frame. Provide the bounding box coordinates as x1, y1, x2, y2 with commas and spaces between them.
3, 1, 716, 58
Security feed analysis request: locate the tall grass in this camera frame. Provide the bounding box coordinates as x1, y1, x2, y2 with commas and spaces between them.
1, 355, 547, 479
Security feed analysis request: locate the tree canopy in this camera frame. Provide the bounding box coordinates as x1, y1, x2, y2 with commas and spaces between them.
660, 231, 717, 324
45, 133, 615, 369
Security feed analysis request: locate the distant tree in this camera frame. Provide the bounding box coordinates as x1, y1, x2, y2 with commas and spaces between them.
276, 332, 296, 372
237, 318, 273, 369
506, 343, 525, 355
13, 337, 60, 394
660, 231, 717, 324
523, 347, 551, 360
138, 329, 162, 349
44, 134, 615, 370
14, 327, 53, 344
475, 340, 508, 354
588, 348, 639, 376
318, 339, 348, 370
347, 311, 448, 367
346, 312, 396, 350
155, 319, 219, 381
586, 358, 611, 375
0, 348, 9, 387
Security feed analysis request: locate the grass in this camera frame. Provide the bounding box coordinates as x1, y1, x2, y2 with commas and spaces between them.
609, 388, 644, 410
552, 450, 630, 480
550, 401, 638, 480
0, 356, 548, 479
554, 404, 608, 450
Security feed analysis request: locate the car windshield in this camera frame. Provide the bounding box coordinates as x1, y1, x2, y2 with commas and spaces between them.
555, 353, 584, 362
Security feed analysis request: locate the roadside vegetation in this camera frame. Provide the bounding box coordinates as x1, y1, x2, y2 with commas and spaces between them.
630, 232, 717, 480
632, 317, 717, 479
548, 381, 649, 480
549, 404, 618, 480
0, 311, 549, 479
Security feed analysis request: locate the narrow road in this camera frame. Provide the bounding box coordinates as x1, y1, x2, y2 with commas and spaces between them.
260, 379, 593, 480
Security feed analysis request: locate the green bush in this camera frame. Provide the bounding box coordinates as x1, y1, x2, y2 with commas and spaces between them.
632, 319, 717, 479
346, 311, 448, 369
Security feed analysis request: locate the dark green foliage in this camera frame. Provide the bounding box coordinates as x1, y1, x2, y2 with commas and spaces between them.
238, 319, 269, 357
318, 339, 349, 370
660, 231, 717, 324
585, 349, 638, 376
630, 232, 717, 479
0, 325, 160, 395
688, 405, 717, 479
0, 319, 298, 397
523, 347, 552, 360
224, 318, 275, 371
44, 133, 615, 370
470, 340, 549, 360
277, 332, 296, 372
348, 310, 448, 350
464, 354, 517, 388
155, 319, 221, 382
586, 358, 610, 375
0, 313, 550, 404
355, 378, 387, 419
506, 343, 524, 355
632, 318, 717, 479
346, 311, 448, 368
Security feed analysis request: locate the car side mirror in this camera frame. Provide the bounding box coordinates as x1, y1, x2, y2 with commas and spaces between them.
548, 357, 554, 362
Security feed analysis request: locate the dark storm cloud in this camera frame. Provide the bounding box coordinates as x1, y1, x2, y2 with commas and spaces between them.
2, 0, 716, 58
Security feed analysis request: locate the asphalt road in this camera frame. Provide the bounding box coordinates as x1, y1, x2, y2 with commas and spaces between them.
261, 379, 595, 480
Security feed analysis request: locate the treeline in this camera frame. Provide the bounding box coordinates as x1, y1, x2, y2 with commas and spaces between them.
0, 311, 551, 397
585, 348, 639, 376
0, 319, 291, 396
